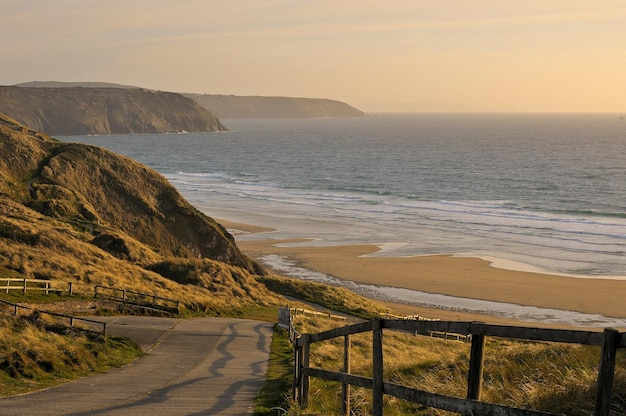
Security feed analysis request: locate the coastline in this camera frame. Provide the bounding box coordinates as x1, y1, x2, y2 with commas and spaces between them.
218, 219, 626, 329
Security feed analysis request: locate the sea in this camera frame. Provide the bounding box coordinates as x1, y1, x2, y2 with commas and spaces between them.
61, 113, 626, 327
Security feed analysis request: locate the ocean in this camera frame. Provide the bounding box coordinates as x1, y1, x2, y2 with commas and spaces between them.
62, 113, 626, 326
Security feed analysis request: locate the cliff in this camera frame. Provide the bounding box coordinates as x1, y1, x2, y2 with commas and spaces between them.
0, 86, 227, 135
0, 113, 275, 311
185, 94, 365, 119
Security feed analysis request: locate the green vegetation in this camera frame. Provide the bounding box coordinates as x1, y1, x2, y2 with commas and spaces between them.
0, 265, 21, 279
0, 311, 143, 396
254, 326, 295, 415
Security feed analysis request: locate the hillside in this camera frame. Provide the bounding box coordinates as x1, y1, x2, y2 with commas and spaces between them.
11, 81, 365, 120
0, 86, 226, 135
186, 93, 365, 119
0, 112, 277, 312
15, 81, 140, 89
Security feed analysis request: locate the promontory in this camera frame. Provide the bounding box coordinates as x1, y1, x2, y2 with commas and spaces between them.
0, 86, 226, 135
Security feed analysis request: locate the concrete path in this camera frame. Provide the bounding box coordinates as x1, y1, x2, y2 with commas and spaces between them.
0, 316, 274, 415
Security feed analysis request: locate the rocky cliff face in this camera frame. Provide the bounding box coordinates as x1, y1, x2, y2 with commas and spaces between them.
0, 113, 270, 309
185, 93, 366, 119
0, 86, 227, 135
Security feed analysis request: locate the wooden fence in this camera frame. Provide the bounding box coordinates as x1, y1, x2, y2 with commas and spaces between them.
279, 306, 347, 343
0, 278, 179, 314
94, 285, 180, 314
0, 299, 107, 335
1, 277, 73, 295
293, 318, 624, 416
380, 311, 470, 342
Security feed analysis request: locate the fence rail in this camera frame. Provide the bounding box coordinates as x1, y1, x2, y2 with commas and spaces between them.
0, 299, 107, 335
1, 278, 73, 295
293, 318, 623, 416
94, 285, 180, 313
279, 306, 347, 343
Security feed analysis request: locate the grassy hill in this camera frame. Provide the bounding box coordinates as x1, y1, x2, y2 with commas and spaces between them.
0, 112, 290, 397
0, 112, 277, 312
0, 86, 226, 135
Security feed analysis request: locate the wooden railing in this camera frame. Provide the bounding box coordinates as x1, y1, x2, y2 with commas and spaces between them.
380, 311, 470, 342
293, 318, 624, 416
292, 307, 347, 321
1, 277, 73, 294
279, 306, 346, 343
94, 285, 180, 314
0, 299, 107, 335
0, 278, 179, 314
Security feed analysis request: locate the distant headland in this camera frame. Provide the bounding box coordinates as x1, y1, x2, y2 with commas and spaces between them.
0, 84, 225, 135
184, 93, 365, 119
0, 82, 365, 135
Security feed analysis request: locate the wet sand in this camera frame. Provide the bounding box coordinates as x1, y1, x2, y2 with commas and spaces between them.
219, 219, 626, 328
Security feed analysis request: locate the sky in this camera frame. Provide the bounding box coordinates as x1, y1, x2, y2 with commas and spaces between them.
1, 1, 625, 113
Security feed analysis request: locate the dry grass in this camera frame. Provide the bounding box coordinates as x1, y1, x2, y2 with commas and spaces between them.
0, 115, 289, 398
288, 315, 626, 416
0, 197, 284, 315
0, 311, 142, 396
0, 128, 282, 315
259, 275, 387, 319
5, 115, 624, 414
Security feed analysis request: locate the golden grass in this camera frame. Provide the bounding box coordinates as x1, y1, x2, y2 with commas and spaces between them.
259, 275, 387, 319
288, 315, 626, 416
4, 116, 624, 413
0, 197, 284, 315
0, 311, 142, 396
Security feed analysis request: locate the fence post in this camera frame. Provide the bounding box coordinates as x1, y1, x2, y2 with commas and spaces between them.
94, 285, 99, 299
45, 281, 49, 295
293, 343, 301, 402
594, 328, 619, 416
467, 322, 486, 400
68, 282, 73, 296
372, 317, 384, 416
301, 334, 311, 409
23, 278, 27, 293
342, 334, 351, 416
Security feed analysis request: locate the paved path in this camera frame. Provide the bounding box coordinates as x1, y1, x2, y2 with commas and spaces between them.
0, 316, 273, 415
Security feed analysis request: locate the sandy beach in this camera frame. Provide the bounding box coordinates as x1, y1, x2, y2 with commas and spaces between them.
219, 219, 626, 329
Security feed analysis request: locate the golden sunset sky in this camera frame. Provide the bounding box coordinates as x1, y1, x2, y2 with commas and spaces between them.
1, 1, 625, 112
